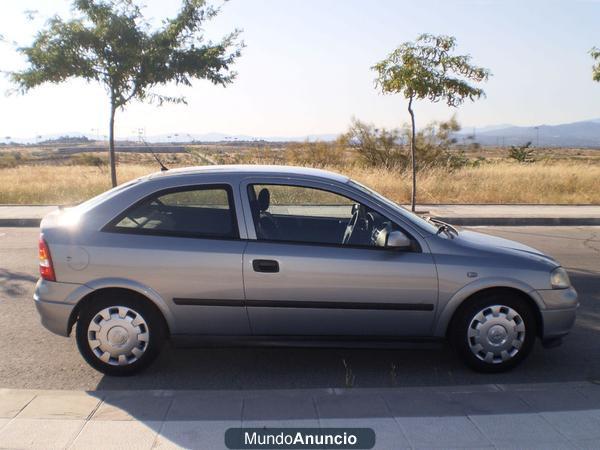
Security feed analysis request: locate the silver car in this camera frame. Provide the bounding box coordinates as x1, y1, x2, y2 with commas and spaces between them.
34, 165, 578, 375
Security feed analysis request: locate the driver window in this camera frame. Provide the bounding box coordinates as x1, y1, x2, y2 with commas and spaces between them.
248, 184, 401, 247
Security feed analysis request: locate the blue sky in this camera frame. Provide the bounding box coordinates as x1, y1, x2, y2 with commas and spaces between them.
0, 0, 599, 139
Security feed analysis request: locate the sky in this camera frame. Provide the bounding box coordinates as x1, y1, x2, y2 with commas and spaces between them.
0, 0, 599, 140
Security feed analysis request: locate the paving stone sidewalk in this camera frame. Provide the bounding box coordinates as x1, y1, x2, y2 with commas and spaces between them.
1, 381, 600, 449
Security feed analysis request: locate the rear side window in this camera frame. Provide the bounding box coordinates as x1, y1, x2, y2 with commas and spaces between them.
109, 185, 238, 239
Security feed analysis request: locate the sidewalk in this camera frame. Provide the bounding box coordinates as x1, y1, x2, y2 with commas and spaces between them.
416, 204, 600, 226
1, 204, 600, 227
1, 381, 600, 449
0, 206, 56, 227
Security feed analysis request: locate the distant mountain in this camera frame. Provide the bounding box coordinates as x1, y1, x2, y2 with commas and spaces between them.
462, 120, 600, 148
143, 132, 338, 143
0, 132, 90, 145
0, 132, 338, 145
466, 123, 514, 133
3, 119, 600, 147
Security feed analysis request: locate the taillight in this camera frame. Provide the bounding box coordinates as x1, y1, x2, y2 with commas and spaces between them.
39, 235, 56, 282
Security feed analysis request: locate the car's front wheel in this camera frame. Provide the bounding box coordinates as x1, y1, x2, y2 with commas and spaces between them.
76, 294, 165, 376
451, 293, 536, 373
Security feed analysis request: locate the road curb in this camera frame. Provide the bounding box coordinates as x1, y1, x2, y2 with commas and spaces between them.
1, 217, 599, 228
436, 217, 600, 226
0, 219, 42, 227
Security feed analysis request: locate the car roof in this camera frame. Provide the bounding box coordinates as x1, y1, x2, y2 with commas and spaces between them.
147, 164, 350, 183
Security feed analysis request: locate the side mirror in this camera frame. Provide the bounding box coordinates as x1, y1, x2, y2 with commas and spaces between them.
386, 230, 412, 249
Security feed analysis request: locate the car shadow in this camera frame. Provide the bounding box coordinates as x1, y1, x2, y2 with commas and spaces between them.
0, 269, 37, 299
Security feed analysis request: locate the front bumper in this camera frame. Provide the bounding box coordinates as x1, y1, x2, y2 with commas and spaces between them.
536, 287, 579, 341
33, 279, 92, 336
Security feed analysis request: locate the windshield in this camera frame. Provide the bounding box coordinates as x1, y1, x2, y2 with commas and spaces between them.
347, 179, 439, 234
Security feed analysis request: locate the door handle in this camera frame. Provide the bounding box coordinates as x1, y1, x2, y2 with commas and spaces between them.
252, 259, 280, 273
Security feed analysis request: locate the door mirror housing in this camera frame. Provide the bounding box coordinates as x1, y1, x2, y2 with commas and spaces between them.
386, 230, 412, 249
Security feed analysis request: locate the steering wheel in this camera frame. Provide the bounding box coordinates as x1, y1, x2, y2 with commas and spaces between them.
342, 204, 370, 245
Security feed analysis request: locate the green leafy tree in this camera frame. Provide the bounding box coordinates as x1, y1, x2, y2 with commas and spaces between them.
591, 47, 600, 82
372, 34, 490, 211
11, 0, 242, 186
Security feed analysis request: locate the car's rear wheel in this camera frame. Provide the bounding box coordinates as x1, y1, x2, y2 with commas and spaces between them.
451, 293, 536, 373
76, 294, 165, 376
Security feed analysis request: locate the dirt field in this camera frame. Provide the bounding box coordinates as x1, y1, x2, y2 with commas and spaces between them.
1, 149, 598, 204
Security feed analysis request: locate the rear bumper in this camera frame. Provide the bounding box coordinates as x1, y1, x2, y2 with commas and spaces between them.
34, 299, 76, 337
33, 279, 91, 337
536, 287, 579, 341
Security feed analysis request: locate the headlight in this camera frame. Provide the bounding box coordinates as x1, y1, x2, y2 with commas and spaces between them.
550, 267, 571, 289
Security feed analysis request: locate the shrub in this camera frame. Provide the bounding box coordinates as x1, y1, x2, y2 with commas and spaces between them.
340, 119, 408, 169
70, 153, 107, 170
413, 116, 462, 169
285, 140, 346, 167
509, 142, 535, 163
340, 116, 470, 171
0, 152, 23, 168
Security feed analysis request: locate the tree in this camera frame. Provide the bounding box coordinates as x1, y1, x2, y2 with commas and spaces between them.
372, 34, 490, 211
11, 0, 242, 186
591, 47, 600, 82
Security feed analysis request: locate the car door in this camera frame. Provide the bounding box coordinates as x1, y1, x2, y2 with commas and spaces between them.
240, 178, 439, 337
99, 183, 250, 335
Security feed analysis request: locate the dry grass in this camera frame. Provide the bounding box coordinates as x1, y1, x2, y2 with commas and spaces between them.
345, 161, 600, 204
0, 165, 150, 205
1, 159, 599, 205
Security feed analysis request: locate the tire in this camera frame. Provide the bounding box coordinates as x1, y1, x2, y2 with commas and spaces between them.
450, 292, 537, 373
76, 294, 166, 376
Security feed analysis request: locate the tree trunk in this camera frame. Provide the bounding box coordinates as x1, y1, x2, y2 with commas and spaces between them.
407, 95, 417, 212
108, 101, 117, 187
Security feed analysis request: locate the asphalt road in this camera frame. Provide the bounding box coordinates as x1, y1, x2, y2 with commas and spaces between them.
0, 226, 598, 391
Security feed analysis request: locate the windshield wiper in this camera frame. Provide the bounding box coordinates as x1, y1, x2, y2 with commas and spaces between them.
426, 217, 459, 238
436, 223, 453, 238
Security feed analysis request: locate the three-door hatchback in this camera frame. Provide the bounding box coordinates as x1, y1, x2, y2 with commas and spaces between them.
34, 165, 578, 375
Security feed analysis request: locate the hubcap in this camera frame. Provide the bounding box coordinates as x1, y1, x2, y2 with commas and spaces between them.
467, 305, 526, 364
87, 306, 149, 366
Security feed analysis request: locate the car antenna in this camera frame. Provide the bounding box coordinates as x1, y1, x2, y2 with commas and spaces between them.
140, 137, 169, 172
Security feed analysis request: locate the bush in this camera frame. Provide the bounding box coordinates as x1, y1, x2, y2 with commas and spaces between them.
285, 140, 346, 167
70, 153, 107, 169
340, 116, 470, 171
0, 152, 23, 168
509, 142, 535, 163
340, 119, 408, 169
